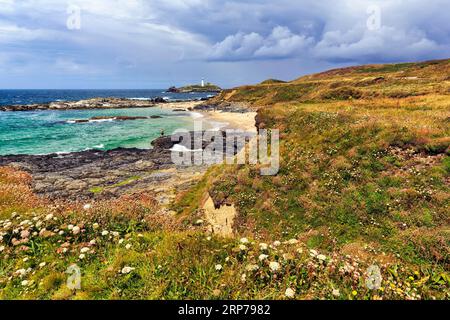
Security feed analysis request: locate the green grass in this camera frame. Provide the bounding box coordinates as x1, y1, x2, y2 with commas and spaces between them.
1, 59, 449, 300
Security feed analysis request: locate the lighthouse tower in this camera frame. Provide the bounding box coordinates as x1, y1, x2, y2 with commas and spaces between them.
201, 78, 205, 87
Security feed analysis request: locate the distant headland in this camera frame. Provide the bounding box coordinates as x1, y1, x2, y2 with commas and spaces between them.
168, 80, 222, 93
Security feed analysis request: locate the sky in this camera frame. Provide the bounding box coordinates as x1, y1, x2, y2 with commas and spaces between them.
0, 0, 449, 89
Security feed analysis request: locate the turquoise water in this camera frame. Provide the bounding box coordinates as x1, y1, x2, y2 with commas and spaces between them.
0, 108, 196, 155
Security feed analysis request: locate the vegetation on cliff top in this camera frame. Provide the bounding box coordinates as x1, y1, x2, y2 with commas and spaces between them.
0, 59, 449, 300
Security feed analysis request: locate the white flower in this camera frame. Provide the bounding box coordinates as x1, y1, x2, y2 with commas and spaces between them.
21, 280, 29, 287
241, 274, 247, 283
83, 204, 92, 210
215, 264, 223, 271
45, 214, 54, 221
240, 238, 249, 244
16, 269, 27, 276
89, 240, 96, 245
269, 262, 280, 272
39, 262, 46, 268
259, 254, 269, 261
239, 244, 247, 251
0, 245, 4, 252
62, 248, 68, 254
287, 239, 298, 245
92, 223, 99, 230
332, 289, 340, 297
317, 254, 327, 262
119, 239, 125, 244
101, 230, 109, 236
285, 288, 296, 299
80, 247, 90, 254
309, 249, 318, 257
195, 219, 204, 225
79, 254, 86, 260
23, 257, 29, 262
259, 243, 268, 251
112, 231, 119, 237
68, 224, 74, 230
121, 267, 135, 274
58, 231, 65, 236
72, 226, 81, 235
125, 244, 132, 250
273, 241, 281, 247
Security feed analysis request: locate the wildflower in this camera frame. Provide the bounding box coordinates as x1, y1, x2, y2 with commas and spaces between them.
72, 226, 81, 235
79, 254, 86, 260
89, 240, 96, 245
195, 219, 204, 226
20, 230, 30, 239
45, 214, 54, 221
58, 231, 65, 236
16, 269, 27, 276
112, 231, 119, 237
215, 264, 223, 271
21, 280, 29, 287
259, 254, 269, 261
317, 254, 327, 262
259, 243, 268, 251
241, 274, 247, 283
332, 289, 340, 297
287, 239, 299, 245
269, 262, 280, 272
310, 249, 320, 258
23, 257, 29, 262
92, 223, 99, 230
68, 225, 74, 230
0, 246, 4, 252
119, 239, 125, 244
80, 247, 90, 254
121, 267, 135, 274
273, 241, 281, 247
245, 264, 259, 272
39, 262, 46, 268
125, 244, 132, 250
62, 248, 68, 254
240, 238, 249, 244
83, 204, 92, 210
206, 236, 212, 241
101, 230, 109, 236
285, 288, 296, 299
239, 244, 247, 251
352, 290, 358, 296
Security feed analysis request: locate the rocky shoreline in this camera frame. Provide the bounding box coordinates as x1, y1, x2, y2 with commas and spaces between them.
0, 96, 213, 112
0, 131, 251, 202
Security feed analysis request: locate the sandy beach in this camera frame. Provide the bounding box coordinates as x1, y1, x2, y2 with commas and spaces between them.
158, 101, 257, 133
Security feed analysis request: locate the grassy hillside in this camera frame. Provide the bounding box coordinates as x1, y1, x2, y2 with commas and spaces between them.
1, 59, 449, 300
212, 59, 450, 107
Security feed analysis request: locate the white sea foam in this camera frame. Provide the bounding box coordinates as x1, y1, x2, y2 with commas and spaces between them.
89, 118, 115, 123
190, 112, 204, 119
130, 97, 152, 101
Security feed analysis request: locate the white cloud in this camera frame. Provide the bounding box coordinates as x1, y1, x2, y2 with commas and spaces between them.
209, 26, 314, 61
314, 25, 446, 63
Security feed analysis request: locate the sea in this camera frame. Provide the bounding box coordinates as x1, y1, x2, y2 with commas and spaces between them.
0, 89, 216, 156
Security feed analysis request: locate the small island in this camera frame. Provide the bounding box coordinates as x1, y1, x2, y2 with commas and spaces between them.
168, 80, 222, 93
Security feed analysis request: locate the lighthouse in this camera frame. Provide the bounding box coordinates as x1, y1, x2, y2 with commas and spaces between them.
201, 78, 205, 87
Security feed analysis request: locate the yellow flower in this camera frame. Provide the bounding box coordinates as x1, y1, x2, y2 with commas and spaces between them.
352, 290, 358, 296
